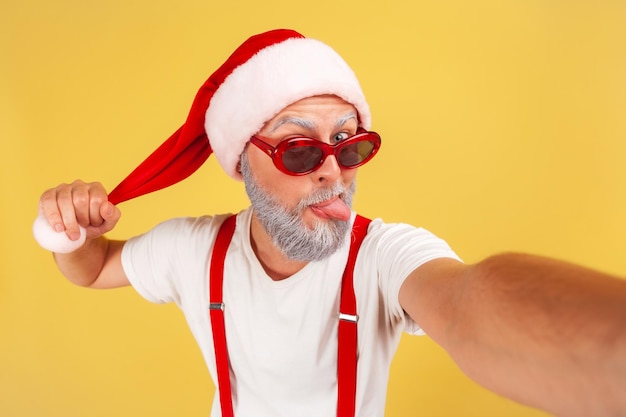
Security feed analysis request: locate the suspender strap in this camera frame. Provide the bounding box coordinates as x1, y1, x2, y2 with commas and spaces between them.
209, 215, 237, 417
209, 214, 371, 417
337, 214, 371, 417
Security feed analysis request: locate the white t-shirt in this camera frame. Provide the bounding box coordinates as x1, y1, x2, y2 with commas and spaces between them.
122, 208, 460, 417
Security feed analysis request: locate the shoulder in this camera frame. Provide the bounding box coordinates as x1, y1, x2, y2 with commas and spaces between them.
124, 212, 243, 264
136, 213, 235, 239
350, 216, 460, 334
361, 217, 460, 263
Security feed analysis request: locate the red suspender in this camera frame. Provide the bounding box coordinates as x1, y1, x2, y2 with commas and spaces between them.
209, 215, 237, 417
337, 214, 371, 417
209, 214, 371, 417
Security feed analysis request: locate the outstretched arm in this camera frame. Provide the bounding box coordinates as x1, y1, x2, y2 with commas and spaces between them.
399, 253, 626, 417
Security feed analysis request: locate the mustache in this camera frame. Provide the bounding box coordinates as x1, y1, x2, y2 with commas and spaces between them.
295, 182, 354, 211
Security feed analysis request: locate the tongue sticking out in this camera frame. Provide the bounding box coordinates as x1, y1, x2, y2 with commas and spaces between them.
310, 197, 351, 221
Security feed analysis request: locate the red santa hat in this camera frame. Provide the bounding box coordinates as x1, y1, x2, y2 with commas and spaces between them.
205, 29, 371, 180
34, 29, 371, 253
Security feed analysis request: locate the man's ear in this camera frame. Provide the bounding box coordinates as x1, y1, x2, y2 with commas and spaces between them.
236, 161, 242, 174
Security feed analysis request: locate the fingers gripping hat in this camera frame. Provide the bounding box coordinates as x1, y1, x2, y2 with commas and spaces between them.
33, 28, 371, 253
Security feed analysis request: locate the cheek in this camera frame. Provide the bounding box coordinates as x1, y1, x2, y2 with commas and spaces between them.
341, 169, 358, 186
247, 149, 277, 182
248, 151, 312, 202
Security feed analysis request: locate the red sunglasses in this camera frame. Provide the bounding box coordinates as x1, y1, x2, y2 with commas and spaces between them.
249, 128, 382, 176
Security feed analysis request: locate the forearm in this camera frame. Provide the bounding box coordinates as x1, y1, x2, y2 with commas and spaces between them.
53, 236, 114, 287
448, 253, 626, 416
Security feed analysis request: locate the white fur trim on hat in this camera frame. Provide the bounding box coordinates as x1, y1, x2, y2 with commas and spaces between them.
205, 37, 371, 180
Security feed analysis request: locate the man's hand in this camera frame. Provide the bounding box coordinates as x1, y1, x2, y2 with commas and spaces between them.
38, 180, 121, 249
37, 180, 128, 288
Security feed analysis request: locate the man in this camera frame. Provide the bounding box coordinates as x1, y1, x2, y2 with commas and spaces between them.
36, 29, 626, 417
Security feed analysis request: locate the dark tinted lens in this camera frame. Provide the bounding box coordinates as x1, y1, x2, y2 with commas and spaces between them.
337, 140, 375, 167
282, 146, 324, 173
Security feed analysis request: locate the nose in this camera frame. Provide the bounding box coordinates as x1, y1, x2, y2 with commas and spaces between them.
312, 154, 342, 184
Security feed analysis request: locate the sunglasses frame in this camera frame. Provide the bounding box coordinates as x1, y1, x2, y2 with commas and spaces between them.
249, 128, 382, 176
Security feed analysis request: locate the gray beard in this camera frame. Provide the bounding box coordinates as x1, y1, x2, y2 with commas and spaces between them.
240, 152, 355, 262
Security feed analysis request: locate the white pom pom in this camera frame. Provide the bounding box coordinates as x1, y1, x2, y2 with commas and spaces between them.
32, 212, 86, 253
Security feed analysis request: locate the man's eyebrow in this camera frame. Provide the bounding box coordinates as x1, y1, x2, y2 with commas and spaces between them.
269, 117, 316, 133
268, 111, 358, 133
335, 112, 358, 129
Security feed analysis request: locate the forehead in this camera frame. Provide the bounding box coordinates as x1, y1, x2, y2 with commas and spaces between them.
264, 95, 358, 132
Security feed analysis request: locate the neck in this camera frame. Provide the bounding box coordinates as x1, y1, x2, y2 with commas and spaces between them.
249, 213, 308, 281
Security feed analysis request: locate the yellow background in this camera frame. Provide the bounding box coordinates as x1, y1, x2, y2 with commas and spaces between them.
2, 1, 625, 416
